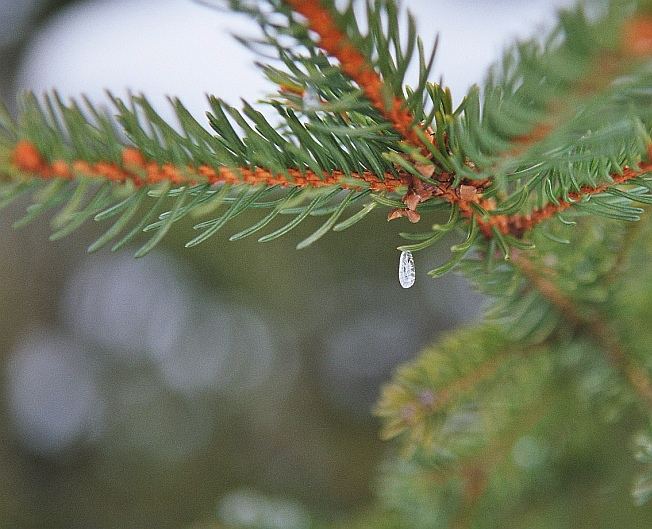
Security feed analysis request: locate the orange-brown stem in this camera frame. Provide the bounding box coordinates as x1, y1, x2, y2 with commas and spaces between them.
9, 141, 652, 241
9, 140, 407, 193
284, 0, 424, 150
485, 160, 652, 238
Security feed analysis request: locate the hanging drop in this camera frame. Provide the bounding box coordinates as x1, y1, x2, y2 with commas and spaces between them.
399, 250, 415, 289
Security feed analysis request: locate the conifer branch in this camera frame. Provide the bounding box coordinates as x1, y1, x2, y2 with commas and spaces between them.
380, 344, 515, 431
492, 14, 652, 167
9, 140, 407, 193
485, 157, 652, 237
284, 0, 425, 151
379, 349, 556, 529
9, 138, 652, 241
512, 251, 652, 408
376, 326, 552, 448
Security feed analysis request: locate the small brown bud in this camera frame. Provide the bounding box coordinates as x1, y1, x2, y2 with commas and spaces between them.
416, 163, 435, 178
404, 191, 421, 211
387, 209, 403, 221
459, 184, 479, 202
405, 209, 421, 223
418, 390, 438, 409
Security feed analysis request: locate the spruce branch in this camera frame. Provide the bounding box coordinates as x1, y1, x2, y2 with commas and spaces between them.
376, 326, 565, 528
284, 0, 426, 151
1, 0, 652, 276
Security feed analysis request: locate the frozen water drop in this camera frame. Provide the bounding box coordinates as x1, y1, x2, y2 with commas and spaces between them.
399, 250, 415, 289
302, 85, 321, 111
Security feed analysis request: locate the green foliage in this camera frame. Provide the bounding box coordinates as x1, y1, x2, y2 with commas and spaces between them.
0, 91, 386, 255
0, 0, 651, 268
3, 0, 652, 526
375, 210, 652, 526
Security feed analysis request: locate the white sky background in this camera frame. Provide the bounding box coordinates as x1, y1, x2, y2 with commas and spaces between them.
12, 0, 576, 123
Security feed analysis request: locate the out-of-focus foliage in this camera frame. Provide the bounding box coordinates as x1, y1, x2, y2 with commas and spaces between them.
375, 211, 652, 527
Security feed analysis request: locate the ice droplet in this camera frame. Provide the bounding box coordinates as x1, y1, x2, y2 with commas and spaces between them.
399, 250, 415, 289
302, 85, 321, 111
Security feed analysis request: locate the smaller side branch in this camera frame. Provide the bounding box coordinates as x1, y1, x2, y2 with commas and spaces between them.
512, 252, 652, 409
494, 15, 652, 165
389, 351, 506, 434
395, 160, 652, 235
486, 161, 652, 237
419, 391, 554, 529
284, 0, 424, 150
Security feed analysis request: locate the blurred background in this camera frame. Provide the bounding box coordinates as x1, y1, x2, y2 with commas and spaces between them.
0, 1, 573, 528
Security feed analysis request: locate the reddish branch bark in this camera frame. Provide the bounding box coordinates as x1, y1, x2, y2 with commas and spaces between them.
10, 140, 652, 239
9, 140, 406, 193
482, 158, 652, 238
284, 0, 423, 150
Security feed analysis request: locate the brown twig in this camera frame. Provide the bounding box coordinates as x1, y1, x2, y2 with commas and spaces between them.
9, 140, 407, 193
